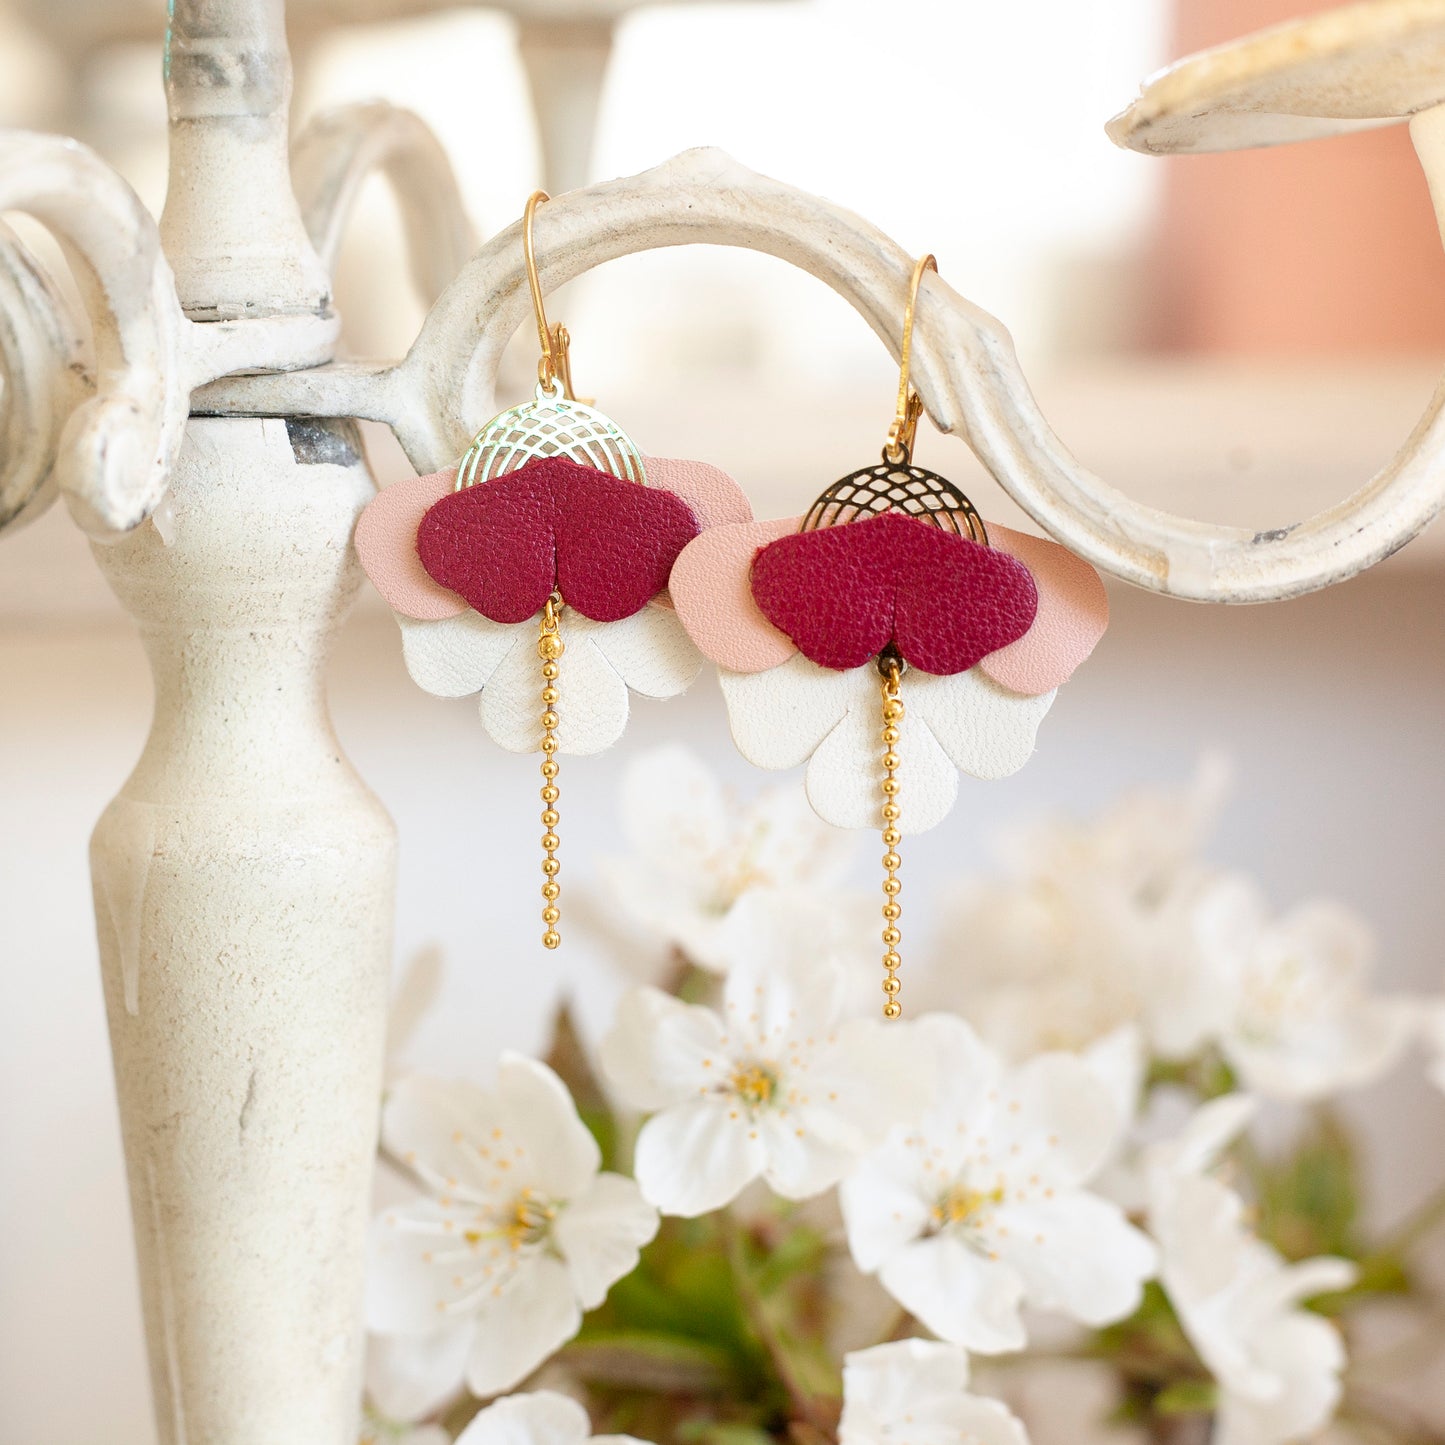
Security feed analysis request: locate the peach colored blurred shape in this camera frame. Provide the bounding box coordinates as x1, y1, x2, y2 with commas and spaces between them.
671, 516, 800, 673
356, 456, 753, 622
355, 468, 464, 621
980, 524, 1109, 696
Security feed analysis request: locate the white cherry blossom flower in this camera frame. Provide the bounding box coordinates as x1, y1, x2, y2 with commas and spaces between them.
361, 1392, 450, 1445
600, 947, 929, 1216
1146, 1095, 1356, 1445
921, 762, 1234, 1060
596, 743, 860, 971
1198, 886, 1411, 1101
367, 1060, 659, 1399
840, 1015, 1156, 1354
363, 1328, 470, 1440
998, 755, 1230, 897
454, 1391, 651, 1445
1206, 1258, 1355, 1445
924, 760, 1408, 1101
840, 1340, 1029, 1445
1081, 1025, 1145, 1161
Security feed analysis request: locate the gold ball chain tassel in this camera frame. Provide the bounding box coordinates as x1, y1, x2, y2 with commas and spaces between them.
879, 657, 905, 1018
538, 592, 564, 950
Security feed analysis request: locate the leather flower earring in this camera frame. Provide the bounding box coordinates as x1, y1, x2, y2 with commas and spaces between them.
670, 255, 1108, 1016
356, 192, 750, 950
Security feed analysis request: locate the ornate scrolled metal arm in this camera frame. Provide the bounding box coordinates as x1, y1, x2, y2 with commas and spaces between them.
0, 121, 383, 542
0, 132, 190, 540
0, 220, 90, 534
390, 147, 1445, 603
292, 102, 478, 308
196, 145, 1445, 602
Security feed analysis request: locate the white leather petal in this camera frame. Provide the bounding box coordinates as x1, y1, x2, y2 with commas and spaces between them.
397, 611, 522, 698
908, 670, 1055, 781
718, 654, 852, 769
806, 677, 959, 834
718, 656, 1056, 834
589, 605, 702, 700
479, 614, 629, 757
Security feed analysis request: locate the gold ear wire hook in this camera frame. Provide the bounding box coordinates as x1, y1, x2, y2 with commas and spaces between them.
523, 190, 577, 400
884, 253, 937, 465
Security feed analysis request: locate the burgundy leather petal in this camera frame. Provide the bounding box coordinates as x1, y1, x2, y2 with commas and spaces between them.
749, 511, 1038, 675
416, 456, 700, 625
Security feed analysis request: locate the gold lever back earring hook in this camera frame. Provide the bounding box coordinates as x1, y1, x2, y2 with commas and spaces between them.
884, 253, 938, 465
523, 190, 577, 400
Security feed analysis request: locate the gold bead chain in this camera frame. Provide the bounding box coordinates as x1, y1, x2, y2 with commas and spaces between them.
538, 592, 564, 950
879, 657, 905, 1018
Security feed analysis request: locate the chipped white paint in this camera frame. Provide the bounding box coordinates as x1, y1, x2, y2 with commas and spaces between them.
0, 126, 330, 541
90, 415, 396, 1445
0, 0, 347, 543
160, 0, 335, 339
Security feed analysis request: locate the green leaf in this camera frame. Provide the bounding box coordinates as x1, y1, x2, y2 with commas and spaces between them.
1154, 1380, 1219, 1416
677, 1422, 777, 1445
753, 1225, 828, 1295
561, 1331, 733, 1393
592, 1218, 764, 1374
1252, 1108, 1362, 1261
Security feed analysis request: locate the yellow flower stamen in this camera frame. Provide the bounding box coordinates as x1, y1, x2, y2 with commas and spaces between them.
933, 1182, 1005, 1230
729, 1062, 777, 1109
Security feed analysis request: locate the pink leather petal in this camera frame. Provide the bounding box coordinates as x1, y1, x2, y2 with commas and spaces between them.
417, 456, 700, 625
354, 469, 465, 620
644, 457, 753, 529
750, 512, 1038, 676
670, 517, 800, 673
980, 525, 1109, 695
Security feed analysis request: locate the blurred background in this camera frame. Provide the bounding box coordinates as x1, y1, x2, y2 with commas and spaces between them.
4, 0, 1445, 1440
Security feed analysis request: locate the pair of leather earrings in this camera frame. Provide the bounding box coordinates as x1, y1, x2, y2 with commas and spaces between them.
357, 205, 1108, 1017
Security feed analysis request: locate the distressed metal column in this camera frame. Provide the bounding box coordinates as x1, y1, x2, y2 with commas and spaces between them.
91, 417, 395, 1445
93, 5, 392, 1442
160, 0, 333, 327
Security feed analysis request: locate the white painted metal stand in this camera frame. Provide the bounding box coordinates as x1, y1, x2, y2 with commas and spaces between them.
4, 0, 1445, 1440
91, 416, 395, 1445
